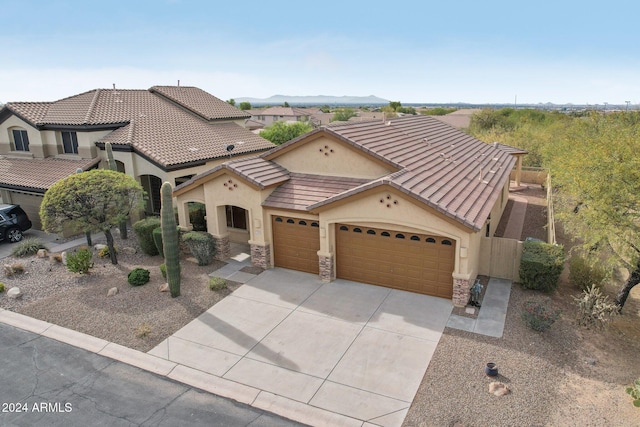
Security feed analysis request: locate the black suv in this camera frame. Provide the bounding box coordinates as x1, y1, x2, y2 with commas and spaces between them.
0, 204, 32, 243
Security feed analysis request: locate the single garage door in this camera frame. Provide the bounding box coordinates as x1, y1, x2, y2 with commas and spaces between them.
272, 216, 320, 274
9, 191, 43, 230
336, 224, 455, 298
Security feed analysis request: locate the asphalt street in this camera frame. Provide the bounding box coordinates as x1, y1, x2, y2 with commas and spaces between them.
0, 323, 305, 427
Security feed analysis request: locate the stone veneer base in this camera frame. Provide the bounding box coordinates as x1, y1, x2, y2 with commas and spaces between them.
250, 243, 271, 269
452, 278, 470, 307
214, 236, 231, 261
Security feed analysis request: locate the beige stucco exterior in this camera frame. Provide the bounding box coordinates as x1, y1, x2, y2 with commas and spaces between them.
268, 135, 396, 179
174, 150, 512, 301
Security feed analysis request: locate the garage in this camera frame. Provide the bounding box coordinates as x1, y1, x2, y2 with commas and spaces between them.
336, 224, 455, 298
8, 191, 43, 230
272, 216, 320, 274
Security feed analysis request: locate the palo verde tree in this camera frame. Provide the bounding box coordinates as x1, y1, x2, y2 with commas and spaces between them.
331, 107, 357, 122
40, 169, 145, 265
549, 112, 640, 310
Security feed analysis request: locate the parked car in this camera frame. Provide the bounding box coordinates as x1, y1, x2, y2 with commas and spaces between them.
0, 204, 32, 243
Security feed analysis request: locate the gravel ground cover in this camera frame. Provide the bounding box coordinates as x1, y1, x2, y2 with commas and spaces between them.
0, 230, 240, 352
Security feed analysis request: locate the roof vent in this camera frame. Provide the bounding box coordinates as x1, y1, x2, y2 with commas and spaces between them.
493, 141, 499, 148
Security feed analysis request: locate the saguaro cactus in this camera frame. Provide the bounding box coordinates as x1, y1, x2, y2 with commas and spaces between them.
106, 142, 128, 239
161, 181, 180, 297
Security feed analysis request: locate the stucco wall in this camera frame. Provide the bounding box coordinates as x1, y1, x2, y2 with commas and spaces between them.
273, 135, 394, 179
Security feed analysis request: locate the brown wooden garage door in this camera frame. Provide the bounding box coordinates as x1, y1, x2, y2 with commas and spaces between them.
272, 216, 320, 274
336, 224, 455, 298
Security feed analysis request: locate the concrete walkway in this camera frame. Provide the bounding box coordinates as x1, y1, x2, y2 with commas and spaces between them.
502, 194, 528, 240
446, 278, 512, 337
0, 229, 103, 259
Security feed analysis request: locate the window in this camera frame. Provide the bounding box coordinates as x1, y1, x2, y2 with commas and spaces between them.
12, 129, 29, 151
395, 233, 405, 239
61, 131, 79, 154
311, 222, 319, 227
410, 235, 420, 241
299, 220, 307, 225
381, 231, 390, 237
366, 229, 376, 235
353, 228, 362, 233
426, 237, 436, 243
286, 218, 295, 224
275, 217, 283, 222
442, 240, 453, 246
339, 225, 348, 231
226, 206, 247, 229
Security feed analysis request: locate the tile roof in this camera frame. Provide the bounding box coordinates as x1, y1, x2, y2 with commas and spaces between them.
271, 115, 518, 231
2, 87, 275, 169
173, 156, 289, 195
0, 156, 101, 192
259, 107, 312, 117
263, 173, 370, 211
149, 86, 250, 120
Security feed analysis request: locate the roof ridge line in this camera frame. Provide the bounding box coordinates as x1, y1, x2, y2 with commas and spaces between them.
83, 89, 101, 124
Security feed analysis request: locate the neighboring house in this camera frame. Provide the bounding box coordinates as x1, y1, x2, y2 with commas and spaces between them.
0, 86, 275, 227
174, 115, 521, 305
251, 106, 313, 126
433, 108, 481, 130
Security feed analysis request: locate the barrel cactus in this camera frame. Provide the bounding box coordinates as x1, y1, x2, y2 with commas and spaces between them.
161, 182, 180, 297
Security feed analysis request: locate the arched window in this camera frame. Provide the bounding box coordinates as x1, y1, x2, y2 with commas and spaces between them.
381, 231, 390, 237
275, 217, 283, 222
339, 225, 348, 231
366, 229, 376, 235
410, 235, 420, 241
353, 227, 362, 233
286, 218, 295, 224
311, 222, 319, 227
442, 239, 453, 246
395, 233, 405, 239
298, 220, 307, 225
426, 237, 436, 243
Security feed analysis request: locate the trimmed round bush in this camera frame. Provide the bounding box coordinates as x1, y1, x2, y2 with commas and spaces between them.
133, 218, 161, 256
128, 268, 150, 286
209, 276, 227, 291
182, 231, 216, 266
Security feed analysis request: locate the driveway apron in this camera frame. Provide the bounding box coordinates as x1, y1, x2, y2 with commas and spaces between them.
149, 267, 452, 427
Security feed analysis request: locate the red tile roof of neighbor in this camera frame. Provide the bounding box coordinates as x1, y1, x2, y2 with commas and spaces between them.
1, 86, 274, 169
177, 115, 520, 231
0, 157, 101, 192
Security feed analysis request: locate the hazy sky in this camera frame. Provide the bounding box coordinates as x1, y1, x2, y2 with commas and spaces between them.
1, 0, 638, 105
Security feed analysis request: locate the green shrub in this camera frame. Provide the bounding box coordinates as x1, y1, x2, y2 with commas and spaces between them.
521, 298, 561, 332
188, 202, 207, 231
182, 231, 216, 266
626, 378, 640, 407
133, 218, 161, 256
0, 282, 5, 292
152, 227, 164, 258
66, 248, 94, 274
568, 255, 609, 291
159, 263, 167, 279
98, 245, 117, 258
574, 285, 618, 329
11, 238, 48, 258
209, 276, 227, 291
128, 268, 150, 286
519, 241, 564, 292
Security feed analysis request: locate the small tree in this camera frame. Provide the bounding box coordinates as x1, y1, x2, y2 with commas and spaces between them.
226, 98, 235, 106
260, 121, 312, 145
239, 101, 251, 110
331, 108, 357, 122
40, 170, 144, 265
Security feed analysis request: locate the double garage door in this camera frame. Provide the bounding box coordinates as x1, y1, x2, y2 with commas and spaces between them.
272, 216, 455, 298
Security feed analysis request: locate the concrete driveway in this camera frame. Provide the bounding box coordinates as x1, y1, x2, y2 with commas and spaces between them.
149, 268, 453, 427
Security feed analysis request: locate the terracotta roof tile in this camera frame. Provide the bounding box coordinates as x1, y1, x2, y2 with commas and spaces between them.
0, 156, 101, 192
226, 157, 289, 188
307, 116, 517, 230
263, 173, 370, 211
3, 87, 276, 169
150, 86, 250, 120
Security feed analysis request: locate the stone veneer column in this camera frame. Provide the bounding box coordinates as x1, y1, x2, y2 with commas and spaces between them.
319, 255, 334, 282
452, 278, 470, 307
213, 235, 231, 261
250, 243, 271, 269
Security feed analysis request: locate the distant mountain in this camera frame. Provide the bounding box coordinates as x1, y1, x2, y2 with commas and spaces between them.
235, 94, 389, 106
